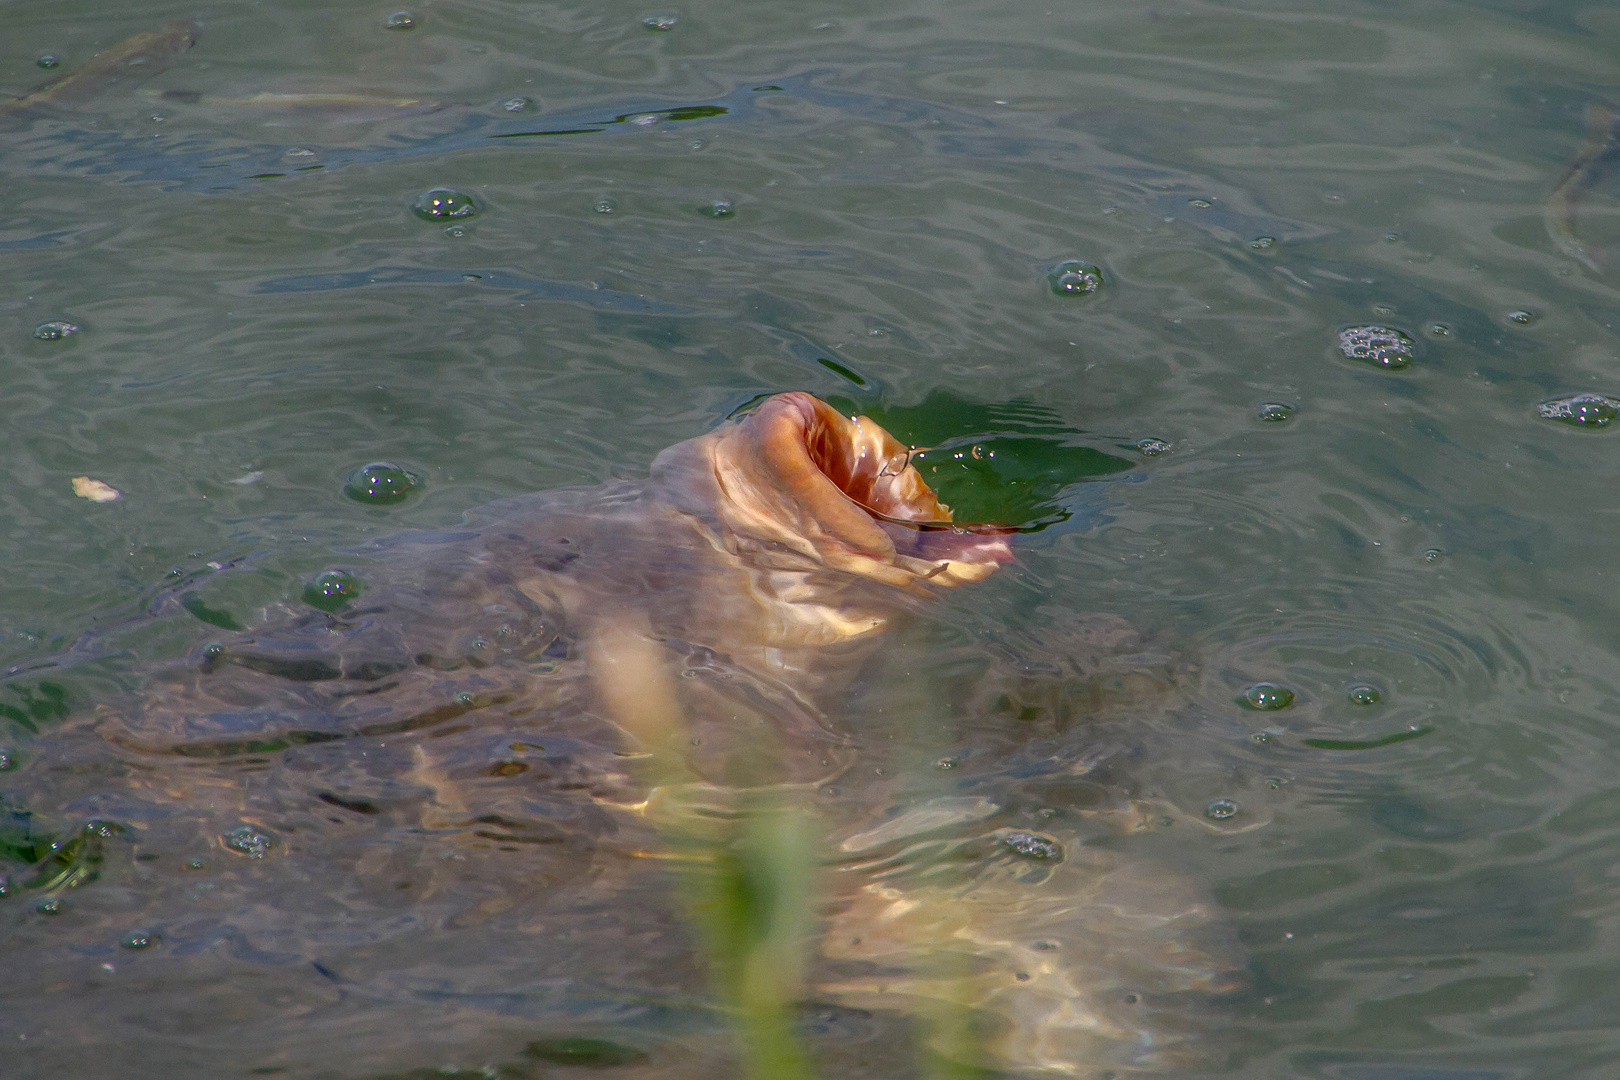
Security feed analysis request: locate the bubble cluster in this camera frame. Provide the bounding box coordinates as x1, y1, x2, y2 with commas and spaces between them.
642, 13, 679, 30
1339, 325, 1416, 369
344, 463, 419, 505
1347, 684, 1381, 705
384, 11, 416, 29
412, 188, 478, 221
33, 320, 81, 341
303, 570, 361, 611
1257, 402, 1294, 422
222, 825, 272, 859
1002, 832, 1062, 860
1242, 682, 1294, 710
1047, 261, 1104, 297
1136, 437, 1170, 457
1538, 394, 1619, 428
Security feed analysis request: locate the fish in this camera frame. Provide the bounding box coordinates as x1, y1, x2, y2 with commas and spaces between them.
1, 22, 199, 117
0, 393, 1237, 1077
1546, 99, 1620, 274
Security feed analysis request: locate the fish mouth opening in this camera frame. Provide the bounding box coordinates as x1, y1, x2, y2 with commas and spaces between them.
723, 393, 1013, 576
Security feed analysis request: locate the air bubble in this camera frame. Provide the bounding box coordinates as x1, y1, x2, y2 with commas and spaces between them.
1250, 236, 1276, 250
593, 198, 618, 215
1507, 310, 1535, 326
37, 54, 60, 69
1347, 684, 1381, 706
412, 188, 478, 221
642, 13, 679, 30
222, 826, 272, 859
1258, 402, 1294, 422
1538, 394, 1619, 428
1242, 683, 1294, 710
384, 11, 416, 29
1426, 323, 1452, 338
1206, 798, 1239, 821
1047, 260, 1104, 296
1338, 325, 1416, 369
303, 570, 361, 612
1136, 438, 1170, 456
33, 320, 81, 341
344, 463, 419, 505
700, 199, 734, 219
1423, 548, 1444, 564
121, 930, 161, 950
0, 749, 11, 771
500, 96, 534, 113
1003, 832, 1062, 860
1371, 303, 1396, 317
36, 897, 63, 915
1188, 198, 1212, 208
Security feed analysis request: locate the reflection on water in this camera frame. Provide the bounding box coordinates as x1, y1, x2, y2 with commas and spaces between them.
5, 0, 1620, 1077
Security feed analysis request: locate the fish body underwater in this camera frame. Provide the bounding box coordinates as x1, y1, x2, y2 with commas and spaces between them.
0, 394, 1240, 1078
0, 22, 199, 118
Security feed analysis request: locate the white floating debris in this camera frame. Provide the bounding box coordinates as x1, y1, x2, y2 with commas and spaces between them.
226, 471, 264, 485
71, 476, 120, 502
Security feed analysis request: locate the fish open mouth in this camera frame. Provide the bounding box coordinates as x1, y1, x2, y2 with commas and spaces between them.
712, 393, 1013, 584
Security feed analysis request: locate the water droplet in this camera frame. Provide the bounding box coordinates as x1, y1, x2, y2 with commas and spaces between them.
1538, 393, 1619, 428
1348, 684, 1381, 706
120, 930, 161, 950
593, 198, 618, 215
37, 54, 60, 70
33, 320, 81, 341
1250, 236, 1276, 250
1423, 548, 1444, 564
699, 199, 734, 219
303, 570, 361, 612
1257, 402, 1294, 422
1205, 798, 1239, 821
1047, 260, 1104, 297
500, 96, 534, 113
1242, 683, 1294, 710
642, 13, 679, 30
1003, 832, 1062, 860
384, 11, 416, 30
1338, 325, 1416, 369
36, 897, 63, 915
222, 825, 272, 859
411, 188, 478, 221
344, 462, 419, 505
1136, 437, 1170, 456
1188, 198, 1212, 208
1507, 310, 1535, 326
1426, 323, 1452, 338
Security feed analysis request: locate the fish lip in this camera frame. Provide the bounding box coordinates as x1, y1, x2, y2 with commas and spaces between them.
722, 392, 1014, 573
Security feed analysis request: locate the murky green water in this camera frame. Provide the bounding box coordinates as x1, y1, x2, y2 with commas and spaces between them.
4, 1, 1620, 1077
